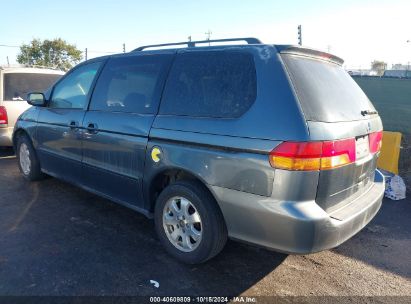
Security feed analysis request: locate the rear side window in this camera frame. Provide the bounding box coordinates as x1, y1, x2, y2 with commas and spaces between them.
160, 51, 256, 118
282, 54, 376, 122
90, 55, 171, 114
3, 73, 62, 101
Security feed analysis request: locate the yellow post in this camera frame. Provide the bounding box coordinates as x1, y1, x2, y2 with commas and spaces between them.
377, 131, 402, 174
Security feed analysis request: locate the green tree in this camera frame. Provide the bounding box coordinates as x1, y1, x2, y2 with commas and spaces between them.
17, 38, 82, 71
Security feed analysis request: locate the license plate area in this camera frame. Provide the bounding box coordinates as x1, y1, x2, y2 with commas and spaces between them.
355, 135, 370, 160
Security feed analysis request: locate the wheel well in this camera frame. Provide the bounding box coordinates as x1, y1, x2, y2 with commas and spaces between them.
12, 129, 29, 150
148, 169, 214, 212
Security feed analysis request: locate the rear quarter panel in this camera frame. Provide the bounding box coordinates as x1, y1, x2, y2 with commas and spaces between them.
143, 129, 281, 212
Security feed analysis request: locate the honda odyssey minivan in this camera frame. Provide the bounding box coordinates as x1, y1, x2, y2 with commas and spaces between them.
13, 38, 385, 264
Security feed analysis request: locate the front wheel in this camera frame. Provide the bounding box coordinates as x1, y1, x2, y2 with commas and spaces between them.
16, 135, 44, 181
154, 180, 227, 264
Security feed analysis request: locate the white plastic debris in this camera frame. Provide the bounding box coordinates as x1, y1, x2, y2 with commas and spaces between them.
150, 280, 160, 288
385, 174, 406, 200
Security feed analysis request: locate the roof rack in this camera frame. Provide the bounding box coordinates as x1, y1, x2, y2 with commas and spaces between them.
133, 37, 262, 51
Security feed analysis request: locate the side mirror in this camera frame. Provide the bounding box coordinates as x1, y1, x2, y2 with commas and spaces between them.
27, 92, 46, 106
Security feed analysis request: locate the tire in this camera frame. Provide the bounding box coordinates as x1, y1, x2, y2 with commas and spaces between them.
16, 135, 44, 181
154, 180, 227, 264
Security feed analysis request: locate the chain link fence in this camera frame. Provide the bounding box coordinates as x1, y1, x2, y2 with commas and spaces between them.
353, 76, 411, 192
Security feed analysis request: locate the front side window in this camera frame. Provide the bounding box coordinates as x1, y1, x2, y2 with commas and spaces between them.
49, 62, 101, 109
160, 51, 257, 118
89, 55, 170, 114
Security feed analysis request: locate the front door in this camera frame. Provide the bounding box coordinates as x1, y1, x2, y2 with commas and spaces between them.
36, 60, 103, 184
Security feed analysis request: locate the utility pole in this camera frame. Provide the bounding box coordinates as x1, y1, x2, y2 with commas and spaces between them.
205, 29, 212, 46
298, 25, 302, 46
188, 36, 194, 47
6, 56, 9, 67
85, 48, 88, 61
123, 43, 126, 53
205, 30, 212, 40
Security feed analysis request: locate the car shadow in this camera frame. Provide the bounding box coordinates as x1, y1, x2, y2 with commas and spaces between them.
0, 165, 287, 296
0, 147, 15, 158
332, 198, 411, 281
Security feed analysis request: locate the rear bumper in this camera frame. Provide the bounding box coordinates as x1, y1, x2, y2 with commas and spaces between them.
211, 169, 384, 254
0, 127, 13, 146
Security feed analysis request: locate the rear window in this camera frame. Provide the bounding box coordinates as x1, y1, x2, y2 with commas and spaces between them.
3, 73, 62, 101
160, 51, 256, 118
282, 55, 376, 122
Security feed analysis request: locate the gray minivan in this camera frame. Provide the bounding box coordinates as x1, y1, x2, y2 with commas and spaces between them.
13, 38, 385, 264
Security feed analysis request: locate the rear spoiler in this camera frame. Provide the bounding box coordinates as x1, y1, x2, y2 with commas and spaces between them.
277, 45, 344, 66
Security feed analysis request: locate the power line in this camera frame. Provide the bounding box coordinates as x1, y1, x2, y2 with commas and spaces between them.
0, 44, 20, 48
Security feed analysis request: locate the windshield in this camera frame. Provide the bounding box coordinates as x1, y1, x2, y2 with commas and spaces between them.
3, 73, 62, 101
282, 54, 376, 122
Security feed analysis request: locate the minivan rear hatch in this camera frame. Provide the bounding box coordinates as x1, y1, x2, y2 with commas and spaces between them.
279, 46, 382, 214
280, 46, 377, 123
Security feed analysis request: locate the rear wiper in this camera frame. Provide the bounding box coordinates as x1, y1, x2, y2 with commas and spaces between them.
361, 110, 378, 116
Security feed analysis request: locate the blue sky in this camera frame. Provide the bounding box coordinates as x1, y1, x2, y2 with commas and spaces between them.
1, 0, 410, 68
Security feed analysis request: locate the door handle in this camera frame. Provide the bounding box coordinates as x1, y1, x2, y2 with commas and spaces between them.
86, 122, 98, 134
69, 120, 79, 129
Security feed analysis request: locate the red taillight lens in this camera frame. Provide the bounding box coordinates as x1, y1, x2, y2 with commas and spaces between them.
269, 138, 356, 171
0, 106, 8, 125
269, 142, 322, 171
321, 138, 356, 169
369, 131, 383, 154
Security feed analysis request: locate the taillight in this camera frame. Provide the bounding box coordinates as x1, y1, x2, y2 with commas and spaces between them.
369, 131, 383, 154
269, 138, 356, 171
0, 106, 8, 126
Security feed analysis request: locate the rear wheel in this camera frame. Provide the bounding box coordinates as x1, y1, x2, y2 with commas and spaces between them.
154, 180, 227, 264
16, 135, 44, 181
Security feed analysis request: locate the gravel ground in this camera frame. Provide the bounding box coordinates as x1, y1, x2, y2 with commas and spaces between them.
0, 147, 410, 299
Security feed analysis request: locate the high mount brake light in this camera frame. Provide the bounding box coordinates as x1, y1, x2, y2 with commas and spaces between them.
0, 106, 8, 126
369, 131, 383, 154
269, 138, 356, 171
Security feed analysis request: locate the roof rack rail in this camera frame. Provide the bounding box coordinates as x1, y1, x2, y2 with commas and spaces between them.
133, 37, 262, 51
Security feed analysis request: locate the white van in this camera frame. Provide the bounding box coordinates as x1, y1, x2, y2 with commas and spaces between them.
0, 66, 64, 146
